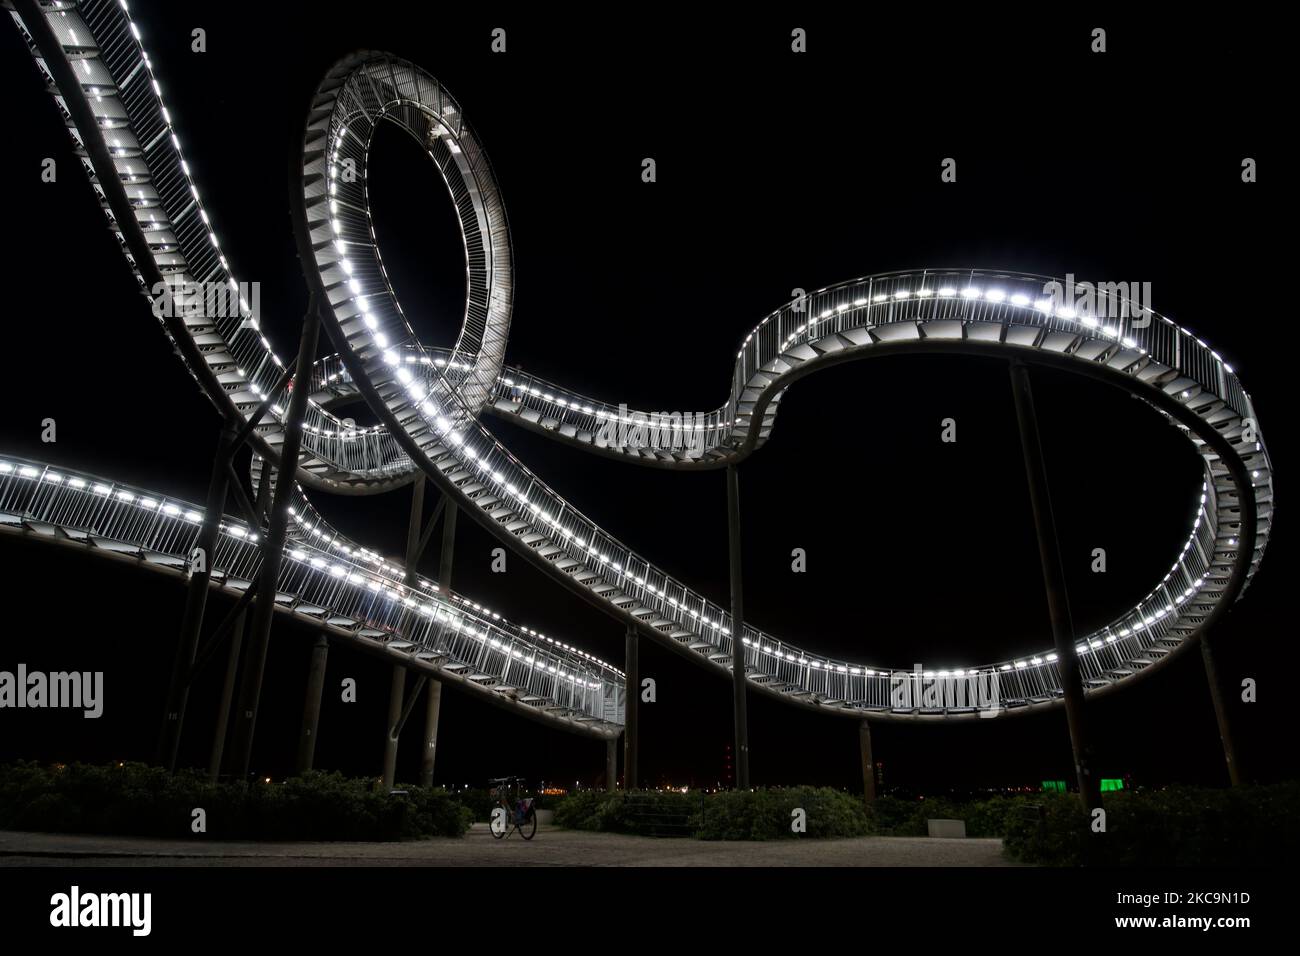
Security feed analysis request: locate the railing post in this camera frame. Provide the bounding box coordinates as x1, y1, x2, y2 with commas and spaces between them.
1009, 360, 1102, 813
726, 464, 751, 788
229, 301, 321, 782
159, 417, 238, 772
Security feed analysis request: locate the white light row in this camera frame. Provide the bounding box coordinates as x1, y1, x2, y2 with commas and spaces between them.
6, 425, 761, 687
732, 273, 1249, 386
283, 491, 621, 676
113, 4, 374, 459
765, 285, 1146, 356
0, 452, 619, 690
281, 545, 604, 689
496, 376, 724, 445
2, 461, 203, 521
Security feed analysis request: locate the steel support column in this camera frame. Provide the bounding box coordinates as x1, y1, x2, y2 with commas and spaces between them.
419, 679, 442, 788
206, 608, 246, 783
409, 478, 447, 789
208, 466, 269, 782
1200, 633, 1245, 785
624, 627, 639, 790
404, 474, 425, 585
296, 634, 330, 774
726, 464, 751, 789
159, 417, 238, 771
1009, 360, 1101, 812
859, 719, 876, 805
382, 664, 406, 790
606, 734, 619, 792
229, 303, 321, 782
439, 500, 458, 590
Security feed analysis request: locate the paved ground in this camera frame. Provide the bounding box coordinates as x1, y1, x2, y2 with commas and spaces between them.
0, 825, 1017, 866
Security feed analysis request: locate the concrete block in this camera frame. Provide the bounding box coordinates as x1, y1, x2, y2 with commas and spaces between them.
927, 818, 966, 838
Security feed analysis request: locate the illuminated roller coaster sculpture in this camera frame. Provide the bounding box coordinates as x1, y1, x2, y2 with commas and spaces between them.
4, 2, 1273, 785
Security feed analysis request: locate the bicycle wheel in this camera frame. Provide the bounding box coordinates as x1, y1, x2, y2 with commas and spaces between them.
491, 804, 509, 839
518, 806, 537, 841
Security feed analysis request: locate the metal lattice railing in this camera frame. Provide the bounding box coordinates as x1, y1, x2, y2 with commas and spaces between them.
0, 455, 624, 733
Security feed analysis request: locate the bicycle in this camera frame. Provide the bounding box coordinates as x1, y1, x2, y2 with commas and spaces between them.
488, 776, 537, 840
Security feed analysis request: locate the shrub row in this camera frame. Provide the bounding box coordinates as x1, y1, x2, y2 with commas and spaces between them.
555, 783, 1300, 860
0, 761, 472, 841
15, 761, 1289, 858
866, 794, 1027, 838
1001, 783, 1300, 866
555, 787, 871, 840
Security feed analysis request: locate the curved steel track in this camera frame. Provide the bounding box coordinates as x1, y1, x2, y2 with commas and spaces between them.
7, 0, 1274, 728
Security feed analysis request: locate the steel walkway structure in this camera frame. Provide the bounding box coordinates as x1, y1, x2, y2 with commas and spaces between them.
0, 455, 625, 736
5, 0, 1274, 761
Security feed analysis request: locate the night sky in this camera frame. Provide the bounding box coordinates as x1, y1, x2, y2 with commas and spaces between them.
0, 5, 1288, 794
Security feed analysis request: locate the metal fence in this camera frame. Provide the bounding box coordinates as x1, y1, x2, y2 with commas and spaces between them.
0, 455, 624, 731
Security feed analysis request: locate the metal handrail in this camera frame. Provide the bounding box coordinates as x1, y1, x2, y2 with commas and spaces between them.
0, 455, 624, 730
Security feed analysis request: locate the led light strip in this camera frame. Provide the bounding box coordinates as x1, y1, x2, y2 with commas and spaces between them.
0, 456, 621, 703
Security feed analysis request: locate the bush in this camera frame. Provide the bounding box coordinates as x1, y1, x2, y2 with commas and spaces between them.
694, 787, 870, 841
552, 790, 622, 831
866, 794, 1026, 838
961, 795, 1024, 838
0, 762, 472, 841
863, 795, 924, 835
452, 788, 497, 823
554, 784, 1300, 858
1001, 795, 1087, 864
553, 787, 870, 840
1002, 783, 1300, 866
538, 791, 568, 818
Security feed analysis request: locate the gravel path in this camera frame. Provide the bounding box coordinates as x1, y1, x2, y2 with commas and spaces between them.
0, 826, 1018, 866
